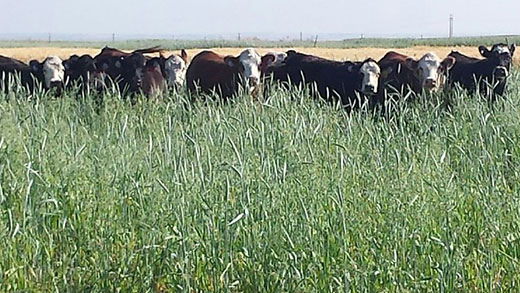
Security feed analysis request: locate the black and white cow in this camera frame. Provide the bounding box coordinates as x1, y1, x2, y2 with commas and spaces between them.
265, 50, 381, 112
0, 55, 65, 93
448, 43, 516, 99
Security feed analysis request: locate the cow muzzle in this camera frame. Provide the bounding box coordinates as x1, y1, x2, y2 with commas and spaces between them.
362, 84, 377, 95
423, 78, 438, 91
494, 66, 508, 80
248, 76, 259, 87
49, 80, 64, 89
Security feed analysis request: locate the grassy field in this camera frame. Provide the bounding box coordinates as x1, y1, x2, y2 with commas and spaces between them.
0, 35, 519, 50
1, 63, 520, 291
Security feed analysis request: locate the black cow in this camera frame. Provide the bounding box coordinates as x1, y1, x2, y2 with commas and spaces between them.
0, 55, 65, 94
93, 46, 163, 95
448, 43, 516, 99
265, 50, 381, 111
92, 52, 148, 94
63, 54, 103, 90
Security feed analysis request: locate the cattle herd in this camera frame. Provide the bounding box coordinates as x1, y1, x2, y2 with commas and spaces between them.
0, 43, 516, 111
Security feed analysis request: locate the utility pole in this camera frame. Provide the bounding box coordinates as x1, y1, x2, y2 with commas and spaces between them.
112, 33, 115, 43
449, 14, 454, 38
300, 32, 303, 42
48, 33, 51, 43
238, 33, 241, 41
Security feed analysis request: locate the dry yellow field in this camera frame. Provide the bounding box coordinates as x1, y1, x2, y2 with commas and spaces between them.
0, 46, 518, 64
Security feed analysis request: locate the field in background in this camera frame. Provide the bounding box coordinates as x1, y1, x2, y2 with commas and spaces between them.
2, 46, 520, 65
0, 35, 519, 63
0, 35, 519, 50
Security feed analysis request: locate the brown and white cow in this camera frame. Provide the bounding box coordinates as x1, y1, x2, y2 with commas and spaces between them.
378, 51, 455, 94
186, 48, 267, 99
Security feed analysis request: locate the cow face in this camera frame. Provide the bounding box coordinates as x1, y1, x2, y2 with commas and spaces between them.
43, 56, 65, 88
479, 44, 515, 81
118, 53, 147, 91
260, 52, 287, 73
358, 59, 380, 95
30, 56, 65, 89
63, 54, 96, 84
225, 48, 262, 91
405, 53, 455, 92
164, 50, 188, 86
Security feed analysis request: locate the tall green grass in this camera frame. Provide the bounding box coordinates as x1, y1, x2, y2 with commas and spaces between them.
1, 72, 520, 291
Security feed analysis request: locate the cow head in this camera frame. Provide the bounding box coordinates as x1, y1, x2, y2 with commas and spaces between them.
260, 52, 287, 73
144, 57, 162, 74
116, 53, 147, 92
405, 52, 455, 92
355, 58, 381, 95
30, 56, 65, 89
164, 49, 188, 86
224, 48, 262, 92
63, 54, 97, 85
479, 43, 515, 81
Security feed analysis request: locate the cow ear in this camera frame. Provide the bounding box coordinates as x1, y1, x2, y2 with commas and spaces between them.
224, 56, 239, 68
404, 58, 418, 71
479, 46, 491, 58
510, 44, 516, 57
29, 60, 41, 72
260, 54, 276, 73
346, 63, 355, 72
441, 56, 456, 71
63, 61, 70, 70
261, 54, 275, 67
180, 49, 188, 62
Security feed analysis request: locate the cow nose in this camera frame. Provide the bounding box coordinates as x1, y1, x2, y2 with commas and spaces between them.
424, 79, 437, 89
50, 81, 63, 88
248, 77, 258, 86
494, 67, 508, 79
364, 85, 375, 94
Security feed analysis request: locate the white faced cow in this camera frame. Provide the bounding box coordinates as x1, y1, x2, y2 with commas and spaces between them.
263, 50, 382, 112
29, 56, 66, 89
379, 51, 455, 93
186, 48, 268, 99
359, 60, 381, 95
163, 49, 188, 86
229, 48, 262, 91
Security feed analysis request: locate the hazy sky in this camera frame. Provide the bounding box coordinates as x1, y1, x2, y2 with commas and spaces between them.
1, 0, 518, 38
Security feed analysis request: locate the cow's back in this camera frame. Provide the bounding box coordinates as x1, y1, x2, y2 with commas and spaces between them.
0, 55, 35, 91
447, 51, 502, 95
186, 51, 238, 98
271, 55, 362, 107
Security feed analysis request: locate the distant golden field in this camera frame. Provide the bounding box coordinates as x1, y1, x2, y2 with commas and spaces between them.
0, 46, 519, 64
